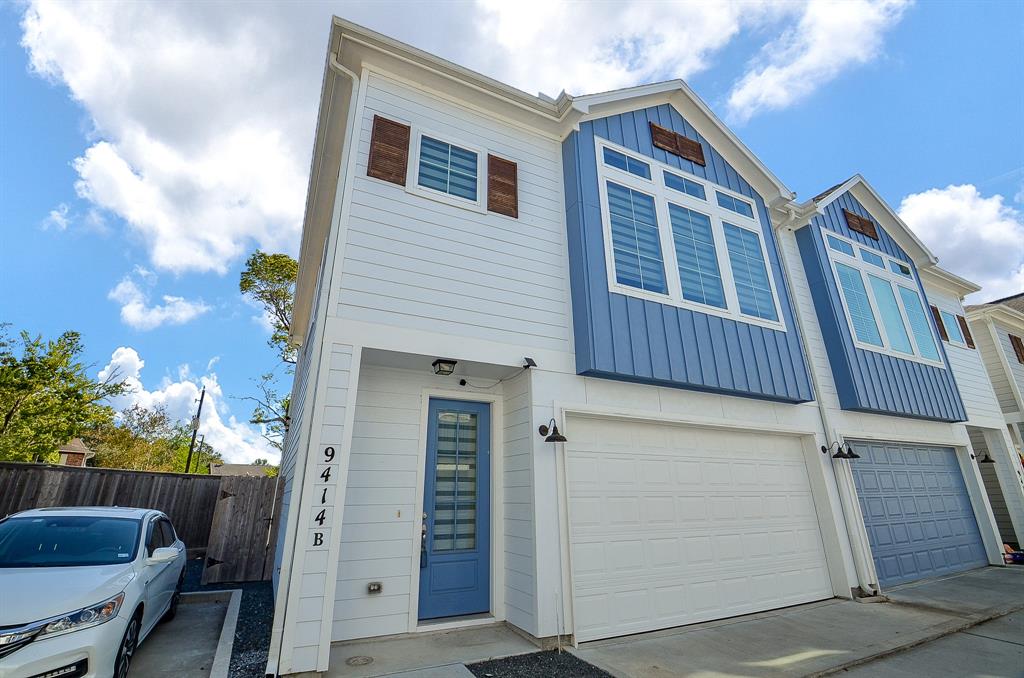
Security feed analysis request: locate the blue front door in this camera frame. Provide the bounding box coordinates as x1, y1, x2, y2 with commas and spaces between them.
851, 440, 988, 587
419, 399, 491, 620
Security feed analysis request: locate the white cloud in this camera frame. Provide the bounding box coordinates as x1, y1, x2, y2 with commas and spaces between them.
727, 0, 911, 123
898, 185, 1024, 303
108, 268, 210, 330
42, 203, 70, 230
19, 1, 910, 277
99, 346, 280, 464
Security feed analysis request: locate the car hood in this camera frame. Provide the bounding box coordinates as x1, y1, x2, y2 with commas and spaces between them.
0, 564, 136, 626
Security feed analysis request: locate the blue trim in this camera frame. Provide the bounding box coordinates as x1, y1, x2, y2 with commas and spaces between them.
796, 191, 967, 422
562, 105, 814, 403
418, 398, 490, 620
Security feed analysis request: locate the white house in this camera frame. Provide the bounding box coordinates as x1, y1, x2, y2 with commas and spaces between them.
266, 18, 1018, 676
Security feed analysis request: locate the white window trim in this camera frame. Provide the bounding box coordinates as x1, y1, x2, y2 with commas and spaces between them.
938, 308, 968, 347
594, 137, 786, 332
823, 229, 945, 368
406, 126, 488, 213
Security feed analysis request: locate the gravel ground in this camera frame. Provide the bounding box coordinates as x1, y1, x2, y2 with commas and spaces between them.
182, 557, 274, 678
467, 651, 612, 678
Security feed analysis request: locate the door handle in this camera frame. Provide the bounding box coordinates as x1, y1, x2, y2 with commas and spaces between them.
420, 512, 428, 569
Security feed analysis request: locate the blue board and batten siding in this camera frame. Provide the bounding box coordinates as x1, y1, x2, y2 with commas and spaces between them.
795, 191, 967, 422
562, 104, 814, 403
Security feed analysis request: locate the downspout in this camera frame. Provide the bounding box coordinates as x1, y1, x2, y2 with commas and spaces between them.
775, 209, 880, 597
265, 51, 361, 678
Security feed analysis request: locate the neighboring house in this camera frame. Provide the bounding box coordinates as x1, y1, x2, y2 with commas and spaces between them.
266, 18, 1014, 676
966, 293, 1024, 547
209, 463, 270, 477
57, 438, 94, 467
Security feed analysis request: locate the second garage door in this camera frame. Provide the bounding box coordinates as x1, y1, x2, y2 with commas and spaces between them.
566, 417, 833, 642
850, 440, 988, 587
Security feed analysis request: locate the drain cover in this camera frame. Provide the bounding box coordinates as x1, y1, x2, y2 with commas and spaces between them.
346, 656, 374, 666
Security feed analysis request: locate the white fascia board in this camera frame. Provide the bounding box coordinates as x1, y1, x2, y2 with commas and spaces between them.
967, 304, 1024, 332
810, 175, 938, 267
919, 265, 982, 300
572, 80, 795, 205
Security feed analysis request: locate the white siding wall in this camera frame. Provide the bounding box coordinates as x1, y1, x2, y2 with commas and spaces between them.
290, 344, 355, 671
338, 71, 571, 355
924, 286, 1004, 428
502, 370, 538, 634
974, 318, 1020, 414
332, 365, 523, 641
994, 320, 1024, 413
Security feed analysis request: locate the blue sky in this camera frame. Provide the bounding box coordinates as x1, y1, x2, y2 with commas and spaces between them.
2, 1, 1021, 462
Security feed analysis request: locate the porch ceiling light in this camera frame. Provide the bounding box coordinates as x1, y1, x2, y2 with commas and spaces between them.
538, 418, 567, 443
431, 358, 457, 376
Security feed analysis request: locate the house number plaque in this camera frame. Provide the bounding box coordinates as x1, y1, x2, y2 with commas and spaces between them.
311, 445, 338, 548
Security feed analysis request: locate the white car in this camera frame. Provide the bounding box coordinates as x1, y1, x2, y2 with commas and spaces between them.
0, 507, 187, 678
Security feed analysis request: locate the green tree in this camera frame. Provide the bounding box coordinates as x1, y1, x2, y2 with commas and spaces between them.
240, 251, 298, 365
252, 457, 279, 477
239, 250, 297, 452
0, 327, 126, 463
86, 404, 223, 473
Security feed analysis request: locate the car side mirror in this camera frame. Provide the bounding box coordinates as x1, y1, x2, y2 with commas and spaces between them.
148, 546, 178, 565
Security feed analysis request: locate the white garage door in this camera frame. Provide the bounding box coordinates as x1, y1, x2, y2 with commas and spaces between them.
567, 417, 833, 642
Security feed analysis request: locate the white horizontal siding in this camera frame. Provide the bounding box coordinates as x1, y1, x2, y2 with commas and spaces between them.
974, 318, 1021, 414
337, 71, 571, 354
332, 365, 513, 641
502, 370, 536, 634
995, 320, 1024, 412
925, 287, 1003, 427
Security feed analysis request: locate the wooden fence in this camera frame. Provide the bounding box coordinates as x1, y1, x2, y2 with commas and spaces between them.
0, 462, 280, 582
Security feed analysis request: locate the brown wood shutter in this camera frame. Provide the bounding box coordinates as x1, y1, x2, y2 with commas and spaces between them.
487, 155, 518, 218
649, 122, 706, 166
367, 115, 410, 185
1011, 334, 1024, 364
843, 209, 879, 240
930, 305, 949, 341
956, 315, 975, 348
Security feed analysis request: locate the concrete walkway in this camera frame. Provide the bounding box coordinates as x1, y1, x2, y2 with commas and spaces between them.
840, 612, 1023, 677
573, 566, 1024, 678
326, 623, 535, 677
132, 597, 226, 678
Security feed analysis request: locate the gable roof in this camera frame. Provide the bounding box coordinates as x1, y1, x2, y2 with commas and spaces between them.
292, 17, 796, 343
966, 291, 1024, 328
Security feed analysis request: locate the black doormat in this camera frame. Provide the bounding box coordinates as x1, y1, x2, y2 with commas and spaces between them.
468, 650, 613, 678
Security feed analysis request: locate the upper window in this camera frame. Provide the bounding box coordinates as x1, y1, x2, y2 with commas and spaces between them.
825, 229, 943, 366
606, 181, 666, 294
939, 309, 966, 345
664, 171, 706, 200
724, 223, 778, 321
596, 139, 783, 330
604, 147, 651, 179
716, 191, 755, 219
417, 135, 479, 201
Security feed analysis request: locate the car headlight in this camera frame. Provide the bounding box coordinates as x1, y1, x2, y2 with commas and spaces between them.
36, 593, 126, 639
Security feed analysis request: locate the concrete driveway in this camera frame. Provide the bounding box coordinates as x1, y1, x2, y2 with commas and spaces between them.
841, 612, 1023, 677
571, 566, 1024, 678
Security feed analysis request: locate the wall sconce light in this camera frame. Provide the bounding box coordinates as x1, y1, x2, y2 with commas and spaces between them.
538, 418, 567, 443
523, 357, 537, 369
431, 358, 457, 376
821, 442, 860, 459
978, 452, 996, 464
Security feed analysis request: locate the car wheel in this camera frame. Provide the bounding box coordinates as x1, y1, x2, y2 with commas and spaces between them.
162, 571, 184, 623
114, 611, 141, 678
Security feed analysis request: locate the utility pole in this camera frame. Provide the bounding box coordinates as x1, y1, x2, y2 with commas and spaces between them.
193, 434, 206, 475
185, 387, 206, 473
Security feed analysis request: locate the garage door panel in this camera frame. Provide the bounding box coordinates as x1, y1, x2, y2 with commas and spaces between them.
851, 441, 987, 587
567, 419, 832, 642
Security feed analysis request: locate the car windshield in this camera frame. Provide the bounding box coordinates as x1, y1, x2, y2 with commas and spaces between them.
0, 515, 141, 567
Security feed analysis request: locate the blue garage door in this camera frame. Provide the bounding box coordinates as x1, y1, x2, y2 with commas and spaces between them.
850, 441, 987, 587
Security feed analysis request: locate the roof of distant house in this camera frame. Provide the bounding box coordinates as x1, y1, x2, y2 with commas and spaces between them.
208, 463, 269, 477
58, 438, 94, 457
